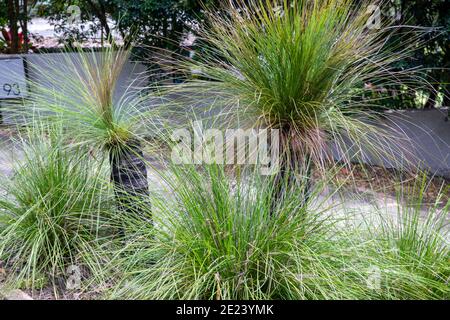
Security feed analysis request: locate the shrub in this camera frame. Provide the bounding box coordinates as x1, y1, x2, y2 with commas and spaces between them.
107, 165, 362, 299
0, 126, 115, 291
372, 176, 450, 299
107, 164, 449, 300
6, 45, 161, 217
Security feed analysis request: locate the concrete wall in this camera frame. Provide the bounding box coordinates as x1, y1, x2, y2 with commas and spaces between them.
376, 109, 449, 178
331, 108, 450, 178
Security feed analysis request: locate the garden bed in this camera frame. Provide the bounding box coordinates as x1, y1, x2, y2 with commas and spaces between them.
327, 164, 449, 208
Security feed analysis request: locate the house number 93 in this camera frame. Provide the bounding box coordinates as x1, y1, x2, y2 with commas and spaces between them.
2, 82, 21, 96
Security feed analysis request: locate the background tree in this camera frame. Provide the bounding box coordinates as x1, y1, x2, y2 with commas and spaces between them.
1, 0, 33, 53
0, 1, 8, 50
109, 0, 219, 48
380, 0, 450, 109
35, 0, 111, 46
36, 0, 219, 48
6, 0, 20, 53
0, 1, 8, 26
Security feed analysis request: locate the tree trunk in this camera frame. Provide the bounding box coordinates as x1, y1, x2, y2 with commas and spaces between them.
21, 0, 28, 52
271, 126, 312, 214
98, 3, 111, 42
110, 140, 150, 216
7, 0, 19, 54
85, 0, 112, 42
443, 94, 450, 108
443, 83, 450, 108
444, 87, 450, 122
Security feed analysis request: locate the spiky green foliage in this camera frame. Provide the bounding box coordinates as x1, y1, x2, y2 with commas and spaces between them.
373, 175, 450, 299
0, 126, 115, 291
163, 0, 426, 172
104, 163, 449, 300
107, 164, 352, 299
322, 171, 450, 300
5, 45, 163, 215
9, 45, 157, 155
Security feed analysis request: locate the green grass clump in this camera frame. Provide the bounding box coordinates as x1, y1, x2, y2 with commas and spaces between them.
373, 177, 450, 299
105, 164, 449, 300
18, 46, 142, 150
0, 127, 115, 292
0, 133, 446, 299
108, 165, 352, 299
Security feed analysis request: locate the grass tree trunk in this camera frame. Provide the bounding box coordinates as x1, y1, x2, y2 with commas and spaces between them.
110, 140, 149, 216
271, 126, 312, 214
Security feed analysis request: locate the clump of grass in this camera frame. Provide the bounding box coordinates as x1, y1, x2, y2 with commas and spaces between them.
0, 126, 115, 293
20, 46, 137, 149
106, 164, 364, 299
104, 163, 449, 300
372, 175, 450, 299
322, 171, 450, 300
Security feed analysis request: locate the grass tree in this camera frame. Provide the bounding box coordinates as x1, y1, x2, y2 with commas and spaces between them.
15, 45, 156, 216
164, 0, 427, 203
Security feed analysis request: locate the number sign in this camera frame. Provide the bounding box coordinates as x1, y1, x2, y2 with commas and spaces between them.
0, 58, 27, 99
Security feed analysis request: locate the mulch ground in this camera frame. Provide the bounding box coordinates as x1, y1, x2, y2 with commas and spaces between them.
322, 163, 450, 208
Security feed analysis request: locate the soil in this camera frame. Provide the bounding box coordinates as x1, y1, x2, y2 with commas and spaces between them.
321, 163, 450, 208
